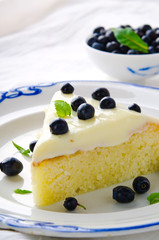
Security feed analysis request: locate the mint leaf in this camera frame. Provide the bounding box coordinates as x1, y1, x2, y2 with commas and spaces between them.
147, 193, 159, 204
112, 27, 149, 53
55, 100, 71, 118
12, 141, 31, 157
14, 188, 32, 194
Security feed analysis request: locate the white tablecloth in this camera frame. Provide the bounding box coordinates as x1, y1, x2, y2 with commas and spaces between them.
0, 0, 159, 239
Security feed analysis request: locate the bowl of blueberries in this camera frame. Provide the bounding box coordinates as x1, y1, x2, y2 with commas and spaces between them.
86, 24, 159, 81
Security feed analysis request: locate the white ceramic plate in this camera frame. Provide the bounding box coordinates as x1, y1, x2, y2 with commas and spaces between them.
1, 80, 159, 238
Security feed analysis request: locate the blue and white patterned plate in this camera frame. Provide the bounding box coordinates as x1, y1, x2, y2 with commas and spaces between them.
0, 80, 159, 238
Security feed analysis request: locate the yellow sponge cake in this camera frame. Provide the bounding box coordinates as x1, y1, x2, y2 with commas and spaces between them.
31, 83, 159, 206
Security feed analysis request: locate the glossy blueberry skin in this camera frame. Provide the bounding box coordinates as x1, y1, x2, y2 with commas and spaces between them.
0, 157, 23, 176
106, 41, 119, 52
29, 140, 37, 152
61, 83, 74, 94
105, 30, 116, 41
119, 25, 132, 29
133, 176, 150, 194
71, 96, 86, 112
49, 118, 69, 135
146, 29, 157, 41
63, 197, 78, 211
135, 28, 144, 38
100, 97, 116, 109
113, 186, 135, 203
93, 26, 105, 34
141, 35, 151, 45
139, 24, 152, 33
128, 103, 141, 113
97, 35, 109, 44
77, 103, 95, 120
127, 50, 140, 54
148, 45, 156, 53
152, 37, 159, 46
112, 50, 121, 54
87, 33, 100, 46
87, 37, 96, 46
155, 45, 159, 52
92, 42, 105, 51
120, 44, 130, 54
92, 88, 110, 101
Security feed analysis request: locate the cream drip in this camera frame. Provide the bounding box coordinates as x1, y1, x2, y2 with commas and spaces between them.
32, 91, 157, 164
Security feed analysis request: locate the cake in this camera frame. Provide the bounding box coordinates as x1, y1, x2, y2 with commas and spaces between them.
31, 83, 159, 207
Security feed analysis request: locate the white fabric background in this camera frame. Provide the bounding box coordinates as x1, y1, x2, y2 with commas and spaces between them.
0, 0, 159, 92
0, 0, 159, 239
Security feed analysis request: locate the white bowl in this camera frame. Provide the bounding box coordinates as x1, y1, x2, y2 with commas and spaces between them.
86, 43, 159, 82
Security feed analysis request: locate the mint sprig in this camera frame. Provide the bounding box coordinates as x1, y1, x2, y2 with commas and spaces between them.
55, 100, 71, 118
12, 141, 31, 157
111, 27, 149, 53
14, 188, 32, 194
147, 193, 159, 204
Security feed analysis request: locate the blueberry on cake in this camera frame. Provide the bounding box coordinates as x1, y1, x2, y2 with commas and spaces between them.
31, 83, 159, 206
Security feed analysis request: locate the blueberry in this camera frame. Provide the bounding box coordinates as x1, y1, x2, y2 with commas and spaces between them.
155, 29, 159, 37
135, 28, 144, 38
77, 103, 95, 120
146, 29, 157, 41
119, 25, 132, 29
63, 197, 86, 211
148, 45, 156, 53
119, 25, 126, 29
155, 45, 159, 52
141, 35, 151, 45
133, 176, 150, 194
71, 96, 86, 112
152, 37, 159, 46
100, 97, 116, 109
97, 35, 109, 44
128, 103, 141, 113
92, 42, 105, 51
61, 83, 74, 94
49, 118, 69, 135
29, 140, 37, 152
87, 37, 96, 46
112, 50, 121, 54
127, 50, 140, 54
113, 186, 135, 203
120, 44, 130, 54
93, 26, 105, 35
106, 41, 119, 52
92, 88, 110, 101
105, 30, 116, 41
63, 197, 78, 211
139, 24, 152, 33
125, 24, 133, 29
0, 157, 23, 176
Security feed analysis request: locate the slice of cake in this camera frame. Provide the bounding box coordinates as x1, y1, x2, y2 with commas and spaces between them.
31, 83, 159, 206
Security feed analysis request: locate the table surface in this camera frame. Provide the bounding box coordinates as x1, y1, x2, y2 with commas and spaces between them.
0, 0, 159, 239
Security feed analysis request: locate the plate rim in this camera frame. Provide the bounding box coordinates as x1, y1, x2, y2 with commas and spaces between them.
1, 80, 159, 105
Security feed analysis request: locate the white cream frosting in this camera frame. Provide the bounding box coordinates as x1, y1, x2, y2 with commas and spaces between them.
32, 91, 157, 164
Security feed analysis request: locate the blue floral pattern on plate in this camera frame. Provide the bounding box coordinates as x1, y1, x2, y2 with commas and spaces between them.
1, 213, 159, 234
0, 82, 55, 103
127, 64, 159, 77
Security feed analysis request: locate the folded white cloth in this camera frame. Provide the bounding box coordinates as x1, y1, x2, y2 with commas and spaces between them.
0, 0, 159, 92
0, 0, 67, 37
